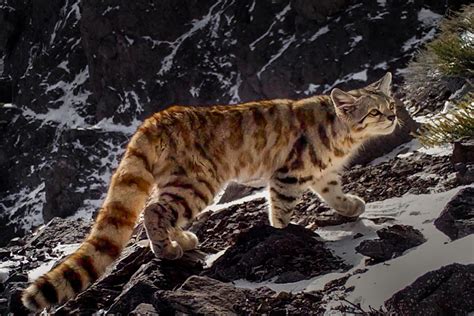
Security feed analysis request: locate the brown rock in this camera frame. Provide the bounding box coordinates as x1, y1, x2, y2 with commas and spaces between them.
452, 139, 474, 164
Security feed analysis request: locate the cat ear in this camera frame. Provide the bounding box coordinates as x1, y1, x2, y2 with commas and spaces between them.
330, 88, 357, 109
368, 72, 392, 95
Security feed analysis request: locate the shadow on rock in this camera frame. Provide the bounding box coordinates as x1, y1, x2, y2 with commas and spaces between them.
205, 224, 349, 283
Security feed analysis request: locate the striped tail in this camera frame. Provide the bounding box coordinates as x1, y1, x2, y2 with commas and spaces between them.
21, 120, 159, 311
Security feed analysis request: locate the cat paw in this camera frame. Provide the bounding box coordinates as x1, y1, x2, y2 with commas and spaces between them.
150, 240, 183, 260
172, 231, 199, 251
162, 241, 184, 260
335, 194, 365, 217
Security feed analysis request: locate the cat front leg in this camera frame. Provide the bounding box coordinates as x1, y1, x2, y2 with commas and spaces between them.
311, 173, 365, 217
268, 175, 306, 228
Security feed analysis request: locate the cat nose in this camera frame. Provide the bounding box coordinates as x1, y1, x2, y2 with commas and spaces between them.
387, 115, 396, 122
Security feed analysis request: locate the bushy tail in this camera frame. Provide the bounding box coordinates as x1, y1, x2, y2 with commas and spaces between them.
22, 120, 159, 311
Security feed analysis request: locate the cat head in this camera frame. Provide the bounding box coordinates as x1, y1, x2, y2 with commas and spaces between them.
330, 72, 397, 137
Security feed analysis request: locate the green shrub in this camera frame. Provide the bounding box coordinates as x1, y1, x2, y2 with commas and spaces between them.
403, 5, 473, 110
416, 94, 474, 146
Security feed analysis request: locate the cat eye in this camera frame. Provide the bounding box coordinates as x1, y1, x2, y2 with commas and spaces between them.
369, 109, 381, 116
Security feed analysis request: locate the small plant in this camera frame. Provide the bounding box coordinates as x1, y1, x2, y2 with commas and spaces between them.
427, 6, 474, 78
416, 94, 474, 146
403, 5, 474, 112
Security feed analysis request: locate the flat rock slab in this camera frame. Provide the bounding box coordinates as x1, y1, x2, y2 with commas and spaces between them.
385, 263, 474, 315
434, 187, 474, 240
205, 224, 348, 283
355, 225, 426, 264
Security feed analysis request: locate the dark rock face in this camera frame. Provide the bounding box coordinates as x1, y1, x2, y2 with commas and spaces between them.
0, 0, 459, 243
385, 263, 474, 315
452, 139, 474, 164
192, 198, 269, 252
454, 162, 474, 185
434, 187, 474, 240
355, 225, 426, 264
291, 0, 348, 22
206, 224, 347, 282
158, 276, 248, 315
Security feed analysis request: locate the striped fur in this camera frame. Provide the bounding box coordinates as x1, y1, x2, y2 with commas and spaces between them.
22, 73, 397, 311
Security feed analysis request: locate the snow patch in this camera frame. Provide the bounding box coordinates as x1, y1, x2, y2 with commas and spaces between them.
28, 243, 80, 281
1, 182, 46, 231
249, 4, 291, 50
304, 83, 321, 96
348, 69, 367, 81
310, 26, 329, 42
417, 8, 442, 27
370, 139, 452, 165
205, 248, 228, 268
343, 187, 473, 310
158, 1, 227, 75
402, 28, 437, 52
24, 67, 91, 129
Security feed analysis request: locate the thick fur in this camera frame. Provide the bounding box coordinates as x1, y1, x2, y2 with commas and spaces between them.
22, 73, 397, 311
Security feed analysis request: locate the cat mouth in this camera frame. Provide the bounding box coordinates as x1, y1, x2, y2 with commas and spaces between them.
385, 121, 396, 129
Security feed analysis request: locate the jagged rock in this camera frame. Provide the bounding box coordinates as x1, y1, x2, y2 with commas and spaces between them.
56, 244, 203, 314
434, 187, 474, 240
343, 153, 457, 203
206, 224, 347, 282
385, 263, 474, 315
192, 198, 269, 251
157, 276, 325, 315
355, 225, 426, 264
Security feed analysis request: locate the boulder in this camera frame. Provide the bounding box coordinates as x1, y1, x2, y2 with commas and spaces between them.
434, 187, 474, 240
385, 263, 474, 315
192, 198, 269, 251
206, 224, 347, 282
355, 225, 426, 264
